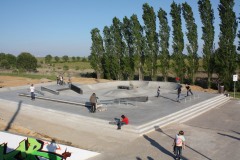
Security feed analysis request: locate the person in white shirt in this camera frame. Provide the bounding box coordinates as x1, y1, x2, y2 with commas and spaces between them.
30, 84, 35, 100
173, 130, 186, 160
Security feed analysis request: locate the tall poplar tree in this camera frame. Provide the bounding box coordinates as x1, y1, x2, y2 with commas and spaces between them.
122, 16, 134, 80
89, 28, 104, 79
112, 17, 124, 80
170, 2, 185, 82
238, 13, 240, 51
158, 8, 170, 82
142, 3, 159, 80
182, 2, 199, 84
131, 14, 145, 80
102, 26, 112, 79
215, 0, 238, 90
198, 0, 215, 88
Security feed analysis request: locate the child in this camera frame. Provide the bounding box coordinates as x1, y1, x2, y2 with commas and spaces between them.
173, 130, 186, 160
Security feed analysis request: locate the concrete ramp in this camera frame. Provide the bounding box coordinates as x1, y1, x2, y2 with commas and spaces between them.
70, 84, 83, 94
41, 86, 59, 95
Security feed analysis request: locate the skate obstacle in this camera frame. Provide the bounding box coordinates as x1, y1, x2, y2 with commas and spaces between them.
69, 84, 83, 94
41, 86, 59, 95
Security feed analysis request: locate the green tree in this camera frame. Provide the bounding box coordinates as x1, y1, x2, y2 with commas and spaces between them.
17, 52, 37, 71
130, 14, 145, 80
5, 54, 17, 68
76, 56, 80, 61
182, 2, 199, 84
0, 53, 5, 60
0, 59, 10, 69
112, 17, 124, 80
45, 54, 52, 64
0, 53, 16, 69
158, 8, 170, 82
89, 28, 104, 79
215, 0, 238, 90
170, 2, 185, 83
122, 16, 134, 80
102, 26, 112, 79
142, 3, 159, 80
62, 55, 69, 62
238, 13, 240, 51
72, 56, 76, 62
198, 0, 215, 88
54, 56, 60, 63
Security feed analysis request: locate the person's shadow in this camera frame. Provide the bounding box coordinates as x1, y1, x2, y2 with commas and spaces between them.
143, 135, 176, 159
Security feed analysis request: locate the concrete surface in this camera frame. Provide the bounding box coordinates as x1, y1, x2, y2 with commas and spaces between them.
0, 81, 238, 159
88, 99, 240, 160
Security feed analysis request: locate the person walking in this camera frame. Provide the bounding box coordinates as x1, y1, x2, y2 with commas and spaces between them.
29, 84, 35, 100
185, 84, 193, 96
173, 130, 186, 160
117, 115, 129, 130
89, 93, 97, 113
157, 86, 160, 97
177, 86, 182, 102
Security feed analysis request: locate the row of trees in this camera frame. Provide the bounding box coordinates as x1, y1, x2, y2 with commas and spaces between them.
0, 52, 89, 71
0, 52, 37, 71
44, 55, 88, 64
90, 0, 239, 90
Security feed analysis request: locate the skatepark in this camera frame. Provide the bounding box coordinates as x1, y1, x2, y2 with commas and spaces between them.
0, 80, 236, 160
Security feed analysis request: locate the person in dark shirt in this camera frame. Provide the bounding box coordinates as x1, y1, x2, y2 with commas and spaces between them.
89, 93, 97, 113
157, 86, 160, 97
177, 86, 182, 102
185, 84, 193, 96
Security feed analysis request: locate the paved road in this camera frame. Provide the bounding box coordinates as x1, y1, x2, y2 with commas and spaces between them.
88, 99, 240, 160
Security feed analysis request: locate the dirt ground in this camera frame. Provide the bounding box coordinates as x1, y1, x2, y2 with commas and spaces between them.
0, 75, 216, 142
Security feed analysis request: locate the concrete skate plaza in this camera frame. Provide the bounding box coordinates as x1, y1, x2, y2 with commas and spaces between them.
0, 81, 220, 131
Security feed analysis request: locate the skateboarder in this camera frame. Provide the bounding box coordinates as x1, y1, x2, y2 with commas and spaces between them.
185, 84, 193, 96
90, 93, 97, 113
117, 115, 129, 130
173, 130, 185, 160
29, 84, 35, 100
157, 86, 160, 97
177, 86, 182, 102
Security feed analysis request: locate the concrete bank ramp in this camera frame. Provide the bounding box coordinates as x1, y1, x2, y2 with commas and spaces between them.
85, 81, 179, 90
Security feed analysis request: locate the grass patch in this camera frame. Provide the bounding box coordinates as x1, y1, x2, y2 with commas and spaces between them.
0, 72, 56, 80
229, 92, 240, 99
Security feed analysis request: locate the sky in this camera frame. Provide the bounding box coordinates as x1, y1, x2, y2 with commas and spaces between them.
0, 0, 239, 57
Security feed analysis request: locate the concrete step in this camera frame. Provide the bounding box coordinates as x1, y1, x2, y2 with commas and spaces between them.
132, 95, 230, 135
2, 94, 231, 137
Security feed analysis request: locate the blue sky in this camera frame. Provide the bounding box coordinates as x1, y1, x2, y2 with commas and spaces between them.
0, 0, 239, 57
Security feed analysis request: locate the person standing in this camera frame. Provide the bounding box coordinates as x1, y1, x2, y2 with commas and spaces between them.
173, 130, 186, 160
56, 75, 60, 85
157, 86, 160, 97
177, 86, 182, 102
185, 84, 193, 96
117, 115, 129, 130
30, 84, 35, 100
89, 93, 97, 113
60, 75, 63, 85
